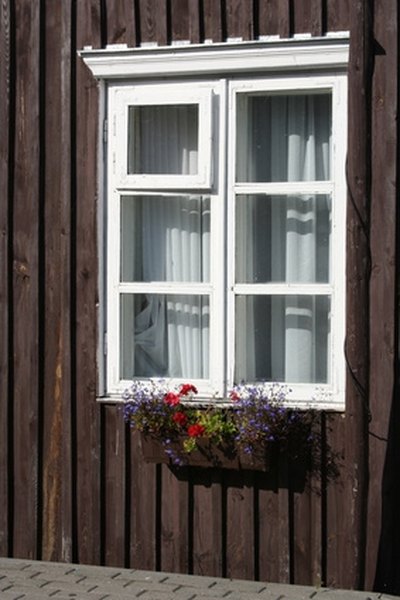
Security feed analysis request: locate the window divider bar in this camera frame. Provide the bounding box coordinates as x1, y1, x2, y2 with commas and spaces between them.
233, 283, 333, 295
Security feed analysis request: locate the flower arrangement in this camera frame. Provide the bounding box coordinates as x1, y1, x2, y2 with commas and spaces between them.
122, 379, 321, 469
122, 380, 237, 465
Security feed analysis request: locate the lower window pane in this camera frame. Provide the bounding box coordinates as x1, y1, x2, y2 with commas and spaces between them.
120, 294, 210, 380
235, 295, 330, 384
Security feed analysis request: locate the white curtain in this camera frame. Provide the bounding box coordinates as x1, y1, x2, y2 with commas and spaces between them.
236, 93, 331, 384
121, 105, 209, 379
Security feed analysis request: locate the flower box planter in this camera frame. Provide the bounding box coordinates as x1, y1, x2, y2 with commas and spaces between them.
139, 433, 275, 471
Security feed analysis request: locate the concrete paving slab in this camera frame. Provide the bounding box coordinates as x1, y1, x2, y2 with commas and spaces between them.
0, 558, 398, 600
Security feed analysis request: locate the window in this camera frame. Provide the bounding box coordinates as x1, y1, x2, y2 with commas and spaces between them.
81, 37, 348, 408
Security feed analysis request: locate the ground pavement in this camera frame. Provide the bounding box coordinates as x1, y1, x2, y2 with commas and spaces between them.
0, 558, 398, 600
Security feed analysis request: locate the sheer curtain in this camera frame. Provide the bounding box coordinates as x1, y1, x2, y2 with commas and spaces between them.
121, 104, 210, 380
236, 93, 331, 384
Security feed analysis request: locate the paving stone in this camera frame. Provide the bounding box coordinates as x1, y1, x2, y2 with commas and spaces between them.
0, 559, 398, 600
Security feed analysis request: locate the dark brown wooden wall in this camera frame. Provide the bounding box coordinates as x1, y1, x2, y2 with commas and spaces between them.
0, 0, 399, 593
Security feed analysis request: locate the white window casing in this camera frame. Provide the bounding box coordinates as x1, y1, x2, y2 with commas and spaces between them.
81, 36, 349, 410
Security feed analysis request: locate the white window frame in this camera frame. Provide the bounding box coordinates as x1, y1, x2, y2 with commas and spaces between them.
80, 36, 349, 410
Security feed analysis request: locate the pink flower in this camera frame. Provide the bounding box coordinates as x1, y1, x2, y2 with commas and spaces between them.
179, 383, 198, 396
229, 390, 240, 402
187, 423, 205, 438
172, 411, 187, 426
164, 392, 181, 406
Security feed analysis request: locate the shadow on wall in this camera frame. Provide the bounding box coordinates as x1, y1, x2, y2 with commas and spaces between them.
374, 374, 400, 594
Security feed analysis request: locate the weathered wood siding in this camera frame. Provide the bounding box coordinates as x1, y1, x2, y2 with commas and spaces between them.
0, 0, 399, 593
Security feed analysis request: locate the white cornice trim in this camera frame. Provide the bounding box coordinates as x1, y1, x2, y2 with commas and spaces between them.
79, 35, 349, 79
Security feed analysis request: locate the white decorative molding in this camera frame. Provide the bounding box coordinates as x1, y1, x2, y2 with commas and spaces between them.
79, 35, 349, 80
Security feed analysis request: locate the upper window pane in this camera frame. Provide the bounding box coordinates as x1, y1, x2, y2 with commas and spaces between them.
236, 92, 331, 182
128, 104, 199, 175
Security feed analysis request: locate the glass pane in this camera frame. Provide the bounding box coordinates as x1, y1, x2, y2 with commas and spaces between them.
235, 295, 330, 383
128, 104, 199, 175
236, 92, 331, 182
236, 194, 331, 283
121, 195, 210, 282
120, 294, 210, 380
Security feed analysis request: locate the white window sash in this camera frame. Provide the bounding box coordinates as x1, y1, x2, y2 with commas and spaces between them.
112, 83, 213, 189
226, 74, 347, 408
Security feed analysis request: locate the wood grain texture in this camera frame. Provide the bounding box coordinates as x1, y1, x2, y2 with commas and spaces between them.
12, 0, 40, 560
292, 482, 321, 585
170, 0, 189, 41
160, 465, 189, 573
130, 431, 157, 569
0, 0, 11, 558
192, 469, 223, 576
105, 0, 138, 46
225, 0, 253, 40
326, 0, 349, 32
74, 0, 101, 565
103, 407, 127, 566
325, 413, 346, 588
41, 0, 73, 563
366, 0, 398, 591
343, 0, 373, 589
257, 0, 290, 38
292, 0, 322, 36
257, 483, 280, 582
225, 471, 255, 580
138, 0, 168, 45
202, 0, 224, 42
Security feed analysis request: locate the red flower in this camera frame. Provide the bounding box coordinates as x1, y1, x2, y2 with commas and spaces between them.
179, 383, 198, 396
229, 390, 240, 402
187, 423, 205, 438
164, 392, 181, 406
173, 411, 187, 426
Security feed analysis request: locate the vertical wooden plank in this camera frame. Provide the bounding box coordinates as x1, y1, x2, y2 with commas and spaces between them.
138, 0, 168, 45
130, 431, 157, 569
257, 0, 290, 38
277, 465, 290, 583
292, 0, 322, 36
225, 472, 255, 580
292, 485, 322, 585
188, 0, 201, 44
74, 0, 102, 564
343, 0, 373, 589
225, 0, 253, 40
160, 465, 189, 573
291, 416, 322, 586
169, 0, 201, 44
42, 0, 73, 563
12, 0, 40, 560
257, 463, 290, 584
103, 406, 126, 567
325, 413, 346, 588
192, 470, 223, 576
258, 486, 280, 582
105, 0, 138, 47
0, 0, 11, 558
366, 0, 398, 591
326, 0, 349, 32
202, 0, 224, 42
170, 0, 189, 41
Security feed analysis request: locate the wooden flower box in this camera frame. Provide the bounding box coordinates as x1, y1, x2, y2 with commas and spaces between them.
138, 434, 274, 471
